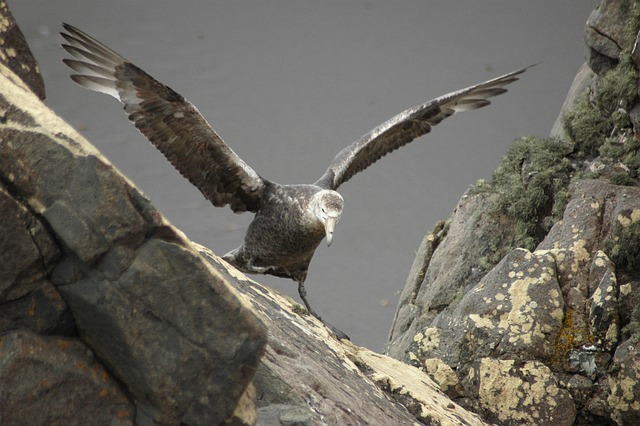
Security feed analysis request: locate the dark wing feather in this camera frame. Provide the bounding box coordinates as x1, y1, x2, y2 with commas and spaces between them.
314, 65, 534, 190
61, 23, 265, 213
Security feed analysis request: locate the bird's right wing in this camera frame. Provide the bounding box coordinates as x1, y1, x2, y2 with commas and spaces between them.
61, 23, 265, 213
314, 66, 533, 190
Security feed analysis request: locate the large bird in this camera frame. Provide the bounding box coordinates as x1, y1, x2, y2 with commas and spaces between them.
61, 23, 531, 339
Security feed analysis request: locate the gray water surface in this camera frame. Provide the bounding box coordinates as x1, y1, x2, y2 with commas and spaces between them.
12, 1, 597, 350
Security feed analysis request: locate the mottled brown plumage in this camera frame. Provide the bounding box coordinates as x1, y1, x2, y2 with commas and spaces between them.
61, 23, 531, 339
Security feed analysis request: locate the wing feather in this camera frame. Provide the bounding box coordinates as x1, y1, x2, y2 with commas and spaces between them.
61, 23, 265, 213
315, 65, 534, 190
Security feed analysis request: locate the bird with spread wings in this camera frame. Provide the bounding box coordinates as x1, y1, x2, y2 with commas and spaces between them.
61, 23, 532, 339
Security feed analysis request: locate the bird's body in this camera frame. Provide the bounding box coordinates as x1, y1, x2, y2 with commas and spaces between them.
226, 184, 341, 284
61, 23, 531, 338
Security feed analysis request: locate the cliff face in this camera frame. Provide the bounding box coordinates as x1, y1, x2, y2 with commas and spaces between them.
387, 1, 640, 424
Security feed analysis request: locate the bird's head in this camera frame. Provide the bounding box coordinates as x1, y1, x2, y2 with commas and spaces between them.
311, 190, 344, 247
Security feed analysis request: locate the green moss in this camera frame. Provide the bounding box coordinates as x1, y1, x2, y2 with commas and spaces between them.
489, 136, 572, 250
563, 2, 640, 157
563, 61, 638, 157
610, 171, 636, 186
604, 220, 640, 271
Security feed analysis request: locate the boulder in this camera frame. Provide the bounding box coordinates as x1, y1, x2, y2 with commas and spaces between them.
0, 49, 267, 425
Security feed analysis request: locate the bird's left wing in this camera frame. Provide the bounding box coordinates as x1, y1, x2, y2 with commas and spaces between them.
314, 66, 533, 190
61, 23, 266, 213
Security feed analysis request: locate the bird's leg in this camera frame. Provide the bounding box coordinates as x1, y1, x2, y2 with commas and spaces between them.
297, 281, 320, 318
297, 281, 350, 341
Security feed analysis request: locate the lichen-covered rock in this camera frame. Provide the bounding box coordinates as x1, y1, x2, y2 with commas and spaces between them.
387, 192, 508, 360
403, 248, 565, 371
387, 177, 640, 424
473, 359, 576, 426
0, 2, 45, 99
0, 329, 134, 425
588, 337, 640, 424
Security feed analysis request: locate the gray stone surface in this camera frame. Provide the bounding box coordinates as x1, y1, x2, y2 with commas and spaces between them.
0, 329, 134, 425
200, 246, 490, 426
0, 47, 267, 425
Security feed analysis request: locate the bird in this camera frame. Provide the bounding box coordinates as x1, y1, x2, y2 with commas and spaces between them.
61, 23, 532, 339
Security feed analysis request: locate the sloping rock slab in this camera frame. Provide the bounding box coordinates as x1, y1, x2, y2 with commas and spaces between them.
0, 63, 267, 425
200, 246, 489, 426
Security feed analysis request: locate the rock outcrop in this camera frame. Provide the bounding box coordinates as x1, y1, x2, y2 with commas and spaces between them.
387, 0, 640, 424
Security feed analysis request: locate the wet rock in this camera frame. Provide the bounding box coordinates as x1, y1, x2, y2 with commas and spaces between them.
0, 329, 134, 425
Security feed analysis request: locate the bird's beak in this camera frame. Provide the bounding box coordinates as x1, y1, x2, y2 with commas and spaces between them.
325, 216, 337, 247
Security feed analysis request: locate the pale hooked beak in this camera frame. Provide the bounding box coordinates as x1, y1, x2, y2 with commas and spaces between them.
325, 216, 337, 247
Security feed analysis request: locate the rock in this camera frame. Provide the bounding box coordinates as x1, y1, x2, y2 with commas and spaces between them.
199, 246, 490, 426
0, 53, 267, 424
474, 359, 576, 426
0, 182, 73, 336
0, 329, 134, 425
0, 3, 45, 99
550, 63, 596, 140
590, 337, 640, 424
585, 0, 628, 73
387, 192, 509, 360
387, 176, 640, 425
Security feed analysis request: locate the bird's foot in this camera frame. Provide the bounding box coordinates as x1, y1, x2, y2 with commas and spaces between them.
297, 281, 350, 340
319, 318, 350, 341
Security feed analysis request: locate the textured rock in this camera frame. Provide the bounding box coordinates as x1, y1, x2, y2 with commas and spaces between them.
387, 2, 640, 422
199, 246, 490, 426
0, 182, 72, 336
0, 2, 45, 99
550, 63, 595, 140
585, 0, 629, 73
474, 359, 575, 426
0, 57, 267, 424
387, 192, 506, 359
0, 329, 134, 425
593, 337, 640, 424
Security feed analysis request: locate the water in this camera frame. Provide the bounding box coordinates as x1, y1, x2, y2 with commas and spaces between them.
12, 0, 597, 350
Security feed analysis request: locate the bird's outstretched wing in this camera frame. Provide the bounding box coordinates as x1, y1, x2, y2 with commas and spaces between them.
61, 23, 265, 213
314, 66, 534, 190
